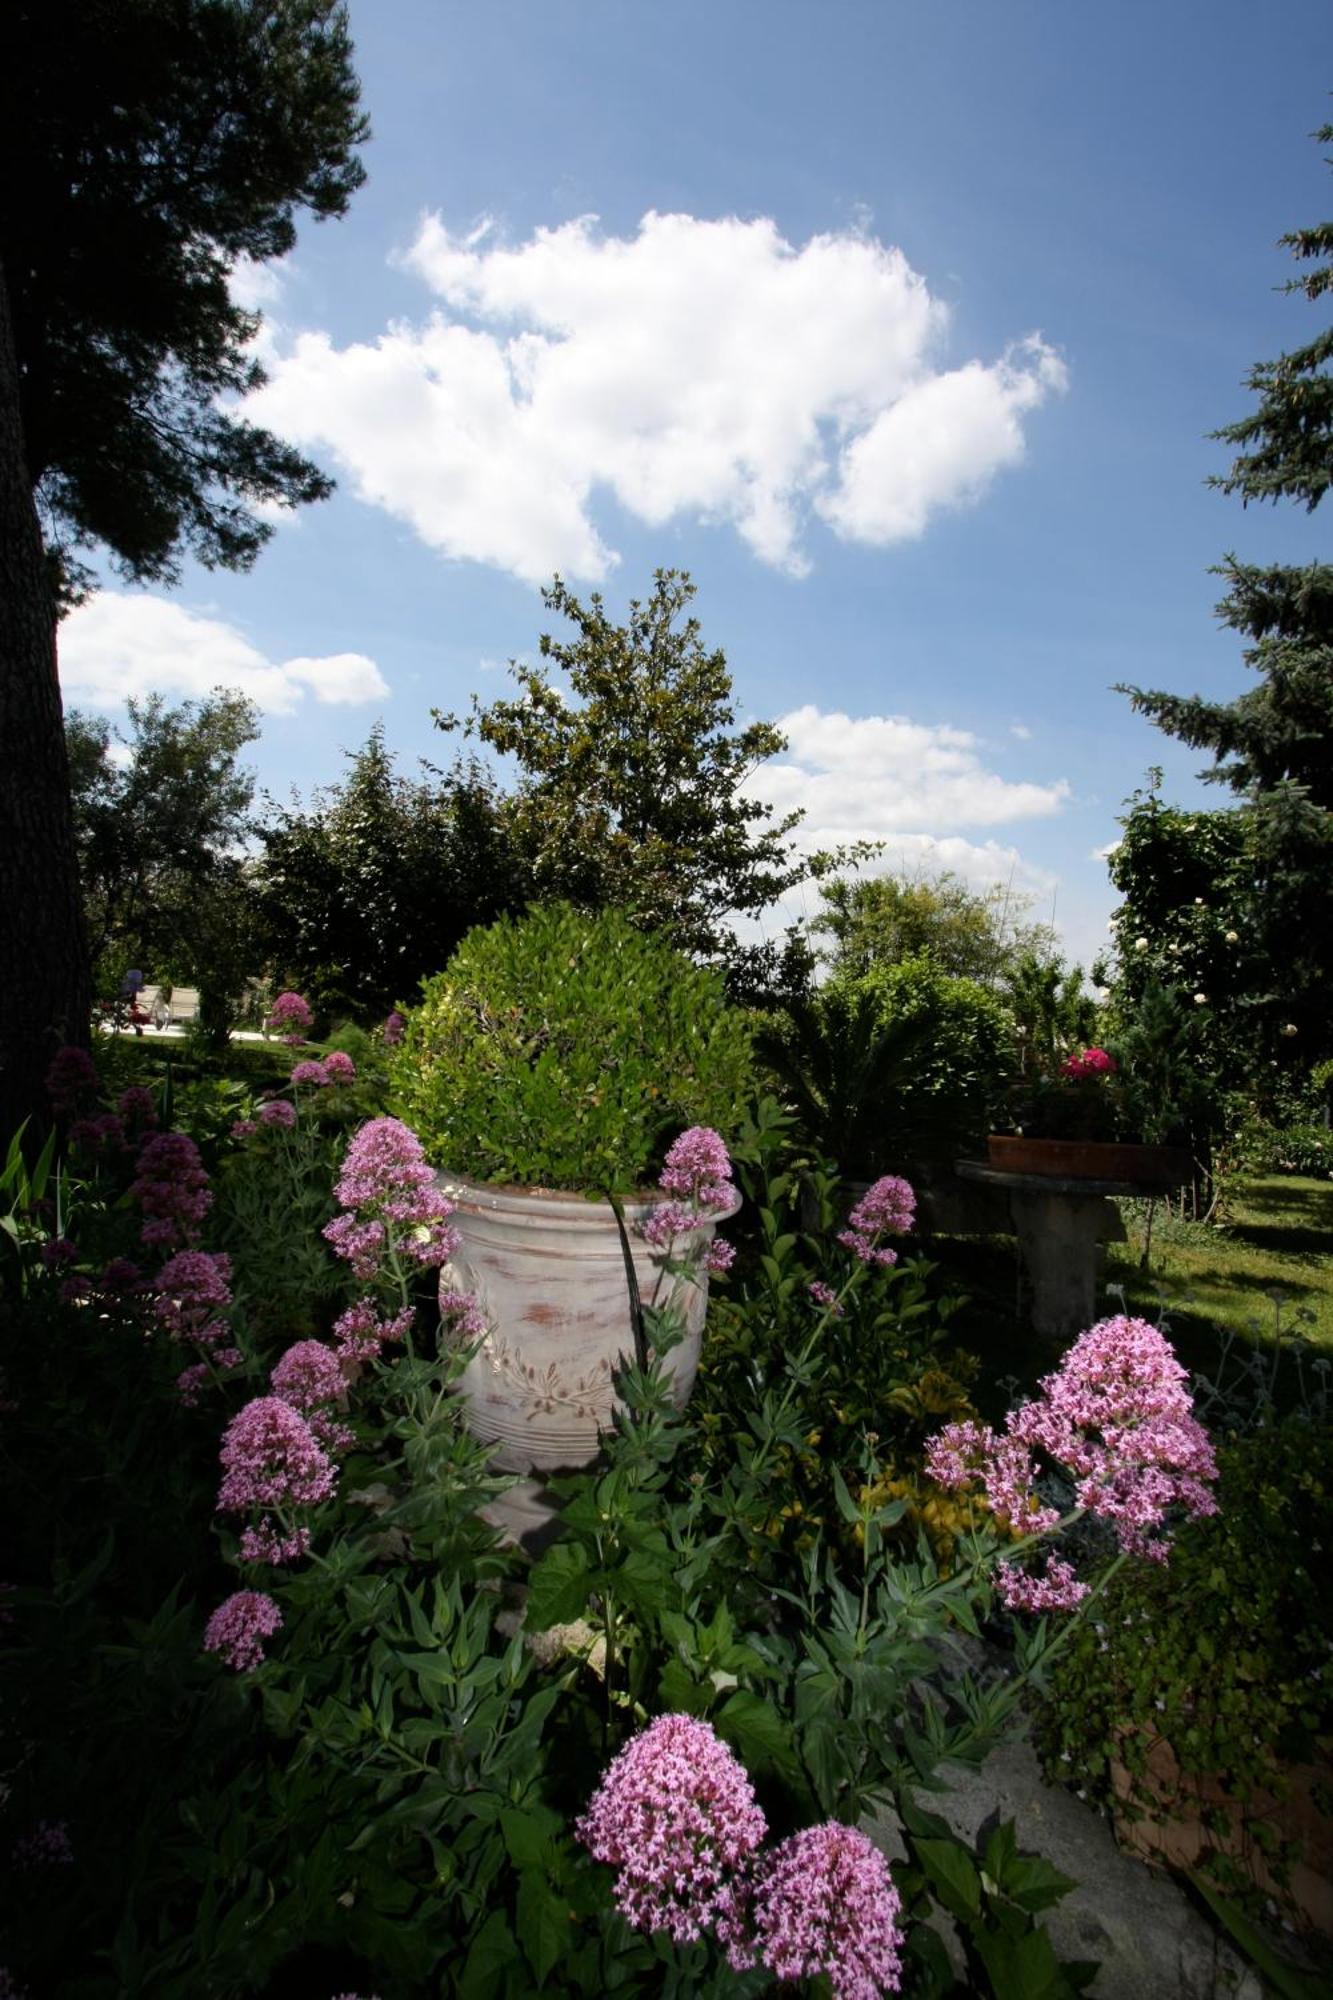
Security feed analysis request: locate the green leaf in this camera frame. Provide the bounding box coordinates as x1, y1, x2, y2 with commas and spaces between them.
501, 1805, 561, 1872
517, 1867, 572, 1988
715, 1690, 801, 1782
459, 1909, 522, 1998
972, 1921, 1066, 2000
915, 1836, 982, 1920
525, 1540, 593, 1630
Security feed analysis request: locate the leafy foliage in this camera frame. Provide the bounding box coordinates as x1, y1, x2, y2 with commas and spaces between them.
66, 691, 262, 1025
1116, 122, 1333, 1068
390, 903, 755, 1192
759, 957, 1013, 1175
1035, 1416, 1333, 1924
2, 0, 368, 596
436, 570, 839, 962
814, 870, 1055, 986
256, 728, 529, 1019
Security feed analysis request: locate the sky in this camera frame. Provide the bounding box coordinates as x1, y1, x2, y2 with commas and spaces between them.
58, 0, 1331, 975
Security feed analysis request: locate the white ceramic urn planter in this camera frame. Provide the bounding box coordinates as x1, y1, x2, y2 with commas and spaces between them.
436, 1173, 740, 1549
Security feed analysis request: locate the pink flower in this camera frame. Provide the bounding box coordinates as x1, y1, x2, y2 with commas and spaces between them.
271, 1340, 353, 1454
239, 1521, 312, 1566
257, 1099, 296, 1128
152, 1250, 233, 1344
325, 1119, 459, 1276
217, 1397, 336, 1514
332, 1298, 414, 1364
638, 1200, 697, 1248
40, 1237, 78, 1270
739, 1823, 903, 1998
204, 1590, 283, 1672
839, 1176, 915, 1267
807, 1279, 844, 1318
659, 1128, 738, 1213
289, 1059, 330, 1088
994, 1554, 1089, 1613
382, 1010, 406, 1046
116, 1085, 158, 1127
230, 1118, 258, 1140
268, 992, 313, 1037
439, 1289, 486, 1339
98, 1256, 146, 1294
131, 1131, 212, 1249
176, 1362, 212, 1407
11, 1820, 73, 1869
69, 1111, 126, 1154
576, 1714, 767, 1944
322, 1050, 356, 1083
705, 1238, 736, 1275
45, 1045, 98, 1114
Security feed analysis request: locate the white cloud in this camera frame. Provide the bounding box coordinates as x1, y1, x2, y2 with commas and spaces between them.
748, 703, 1069, 847
1009, 721, 1033, 741
59, 593, 388, 716
246, 210, 1066, 584
228, 255, 289, 313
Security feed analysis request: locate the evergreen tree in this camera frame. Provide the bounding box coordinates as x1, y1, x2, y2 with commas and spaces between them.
0, 1, 366, 1136
1116, 116, 1333, 1064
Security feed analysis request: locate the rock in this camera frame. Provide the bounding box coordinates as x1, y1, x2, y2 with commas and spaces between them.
870, 1734, 1265, 1999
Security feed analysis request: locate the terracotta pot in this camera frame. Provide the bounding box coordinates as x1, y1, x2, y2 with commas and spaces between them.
1111, 1733, 1333, 1935
986, 1135, 1191, 1186
436, 1173, 739, 1548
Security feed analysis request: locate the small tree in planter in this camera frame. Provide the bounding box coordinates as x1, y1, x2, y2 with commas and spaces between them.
388, 902, 756, 1542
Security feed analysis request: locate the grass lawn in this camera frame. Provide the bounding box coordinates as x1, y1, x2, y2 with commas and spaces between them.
930, 1173, 1333, 1407
1106, 1173, 1333, 1354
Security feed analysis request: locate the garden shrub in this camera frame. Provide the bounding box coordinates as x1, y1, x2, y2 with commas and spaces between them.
390, 902, 755, 1192
758, 954, 1013, 1177
1035, 1414, 1333, 1922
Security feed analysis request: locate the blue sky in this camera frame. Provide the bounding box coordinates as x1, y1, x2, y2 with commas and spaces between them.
59, 0, 1331, 972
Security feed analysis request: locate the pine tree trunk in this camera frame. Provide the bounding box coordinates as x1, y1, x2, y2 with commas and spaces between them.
0, 258, 90, 1142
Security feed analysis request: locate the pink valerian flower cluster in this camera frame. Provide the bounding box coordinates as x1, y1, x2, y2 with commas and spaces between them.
578, 1718, 903, 1995
993, 1555, 1089, 1613
705, 1238, 736, 1275
289, 1058, 330, 1087
808, 1279, 845, 1318
640, 1127, 738, 1263
217, 1396, 337, 1514
439, 1289, 486, 1340
204, 1590, 283, 1672
151, 1250, 233, 1346
838, 1176, 916, 1268
659, 1127, 738, 1213
68, 1111, 128, 1155
731, 1822, 904, 1999
576, 1714, 768, 1943
258, 1098, 297, 1128
324, 1118, 460, 1277
130, 1131, 212, 1249
382, 1010, 406, 1046
231, 1118, 258, 1140
267, 991, 313, 1044
332, 1298, 415, 1366
239, 1520, 312, 1565
117, 1084, 158, 1129
1061, 1046, 1117, 1080
271, 1340, 354, 1453
11, 1819, 74, 1869
290, 1051, 358, 1089
45, 1045, 98, 1115
925, 1316, 1218, 1607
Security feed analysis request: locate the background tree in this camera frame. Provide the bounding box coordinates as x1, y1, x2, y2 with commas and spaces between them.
256, 729, 528, 1019
68, 692, 259, 966
0, 0, 367, 1134
437, 571, 847, 964
1117, 117, 1333, 1068
812, 868, 1056, 985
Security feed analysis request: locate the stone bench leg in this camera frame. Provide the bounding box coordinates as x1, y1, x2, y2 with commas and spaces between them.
1008, 1190, 1118, 1343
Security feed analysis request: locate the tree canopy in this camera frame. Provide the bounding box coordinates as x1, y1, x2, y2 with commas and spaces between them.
0, 0, 367, 1135
436, 570, 828, 962
2, 0, 368, 597
256, 729, 528, 1018
1115, 116, 1333, 1072
812, 868, 1056, 985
